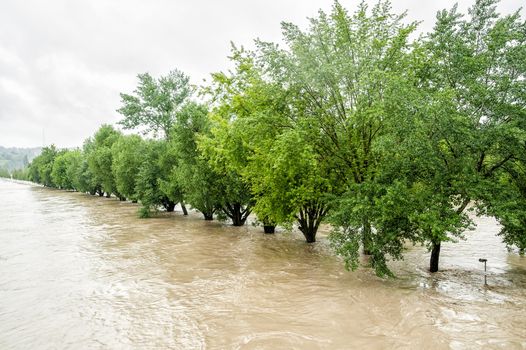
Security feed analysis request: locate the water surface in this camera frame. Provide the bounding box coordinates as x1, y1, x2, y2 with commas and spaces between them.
0, 180, 525, 349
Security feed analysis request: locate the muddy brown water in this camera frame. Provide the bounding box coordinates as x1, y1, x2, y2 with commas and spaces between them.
0, 179, 525, 349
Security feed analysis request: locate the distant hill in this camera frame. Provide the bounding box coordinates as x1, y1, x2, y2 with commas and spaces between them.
0, 146, 41, 171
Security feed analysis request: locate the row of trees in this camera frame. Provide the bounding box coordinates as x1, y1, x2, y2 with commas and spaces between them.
26, 0, 525, 277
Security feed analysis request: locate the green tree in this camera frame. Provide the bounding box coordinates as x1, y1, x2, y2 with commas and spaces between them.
411, 0, 526, 272
51, 150, 73, 190
250, 1, 416, 253
11, 167, 29, 181
200, 65, 259, 226
28, 145, 58, 187
118, 70, 191, 139
0, 167, 9, 178
135, 140, 178, 217
64, 150, 83, 191
170, 102, 222, 220
485, 154, 526, 255
87, 125, 123, 199
111, 135, 146, 202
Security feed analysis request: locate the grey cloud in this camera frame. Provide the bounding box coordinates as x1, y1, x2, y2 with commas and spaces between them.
0, 0, 523, 147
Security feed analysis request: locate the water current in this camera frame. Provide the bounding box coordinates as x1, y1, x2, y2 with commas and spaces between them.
0, 179, 525, 349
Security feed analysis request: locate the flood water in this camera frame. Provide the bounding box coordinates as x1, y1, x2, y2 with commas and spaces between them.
0, 179, 525, 349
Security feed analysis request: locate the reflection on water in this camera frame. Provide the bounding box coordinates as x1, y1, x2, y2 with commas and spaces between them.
0, 179, 525, 349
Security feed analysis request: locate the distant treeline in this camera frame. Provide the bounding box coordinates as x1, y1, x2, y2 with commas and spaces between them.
19, 0, 526, 277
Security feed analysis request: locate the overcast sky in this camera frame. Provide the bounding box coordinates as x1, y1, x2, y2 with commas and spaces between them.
0, 0, 523, 148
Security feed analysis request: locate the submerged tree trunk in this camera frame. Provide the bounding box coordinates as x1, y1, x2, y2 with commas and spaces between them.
105, 192, 111, 198
223, 202, 251, 226
519, 248, 525, 256
430, 241, 441, 273
262, 218, 275, 234
96, 187, 104, 197
181, 202, 188, 216
203, 212, 214, 220
165, 202, 176, 212
115, 191, 126, 201
296, 202, 328, 243
263, 225, 275, 234
162, 198, 176, 212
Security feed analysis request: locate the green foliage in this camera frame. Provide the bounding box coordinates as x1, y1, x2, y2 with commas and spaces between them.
111, 135, 146, 201
11, 167, 30, 181
250, 1, 416, 252
118, 70, 191, 139
157, 139, 184, 209
199, 106, 253, 225
86, 125, 122, 198
134, 140, 175, 216
28, 145, 58, 187
402, 0, 526, 270
51, 150, 72, 190
485, 158, 526, 254
50, 149, 82, 190
0, 167, 10, 178
169, 102, 222, 219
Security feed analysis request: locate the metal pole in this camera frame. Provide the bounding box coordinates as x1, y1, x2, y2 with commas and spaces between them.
479, 258, 487, 286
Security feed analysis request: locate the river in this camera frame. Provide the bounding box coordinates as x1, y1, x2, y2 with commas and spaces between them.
0, 179, 525, 349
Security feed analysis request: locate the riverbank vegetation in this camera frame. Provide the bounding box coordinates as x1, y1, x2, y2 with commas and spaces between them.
11, 0, 525, 277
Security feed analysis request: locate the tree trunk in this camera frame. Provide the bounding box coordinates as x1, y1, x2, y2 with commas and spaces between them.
132, 200, 138, 203
181, 202, 188, 216
303, 229, 316, 243
519, 248, 525, 256
97, 188, 104, 197
203, 212, 214, 220
223, 202, 251, 226
105, 192, 111, 198
296, 202, 326, 243
263, 225, 275, 234
231, 203, 243, 226
362, 219, 373, 255
165, 201, 176, 212
430, 241, 441, 273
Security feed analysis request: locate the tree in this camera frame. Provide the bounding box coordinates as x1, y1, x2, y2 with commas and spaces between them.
28, 145, 58, 187
134, 140, 177, 217
117, 70, 191, 139
64, 150, 83, 191
485, 152, 526, 255
250, 1, 417, 254
413, 0, 526, 272
86, 125, 123, 199
51, 150, 79, 190
111, 135, 146, 202
11, 167, 29, 181
0, 167, 10, 178
169, 102, 223, 220
157, 139, 187, 214
74, 147, 99, 196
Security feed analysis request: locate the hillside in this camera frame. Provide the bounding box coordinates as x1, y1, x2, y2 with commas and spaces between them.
0, 146, 41, 171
